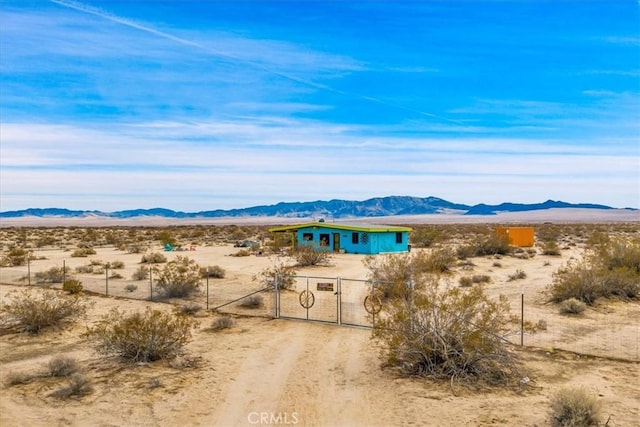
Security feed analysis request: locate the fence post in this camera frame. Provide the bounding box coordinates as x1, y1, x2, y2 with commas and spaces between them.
149, 267, 153, 301
27, 254, 31, 286
336, 277, 342, 326
521, 293, 524, 346
274, 273, 280, 318
63, 260, 66, 284
105, 263, 110, 296
206, 268, 209, 311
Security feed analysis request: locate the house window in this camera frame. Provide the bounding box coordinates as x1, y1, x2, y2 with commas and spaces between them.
396, 232, 403, 244
319, 233, 330, 246
361, 233, 369, 244
352, 232, 359, 244
303, 233, 313, 241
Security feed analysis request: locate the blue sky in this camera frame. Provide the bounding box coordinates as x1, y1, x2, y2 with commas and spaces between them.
1, 0, 638, 212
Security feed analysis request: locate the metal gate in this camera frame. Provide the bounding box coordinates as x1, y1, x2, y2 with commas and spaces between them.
276, 275, 379, 327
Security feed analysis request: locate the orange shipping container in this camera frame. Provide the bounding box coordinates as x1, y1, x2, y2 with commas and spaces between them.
494, 226, 535, 247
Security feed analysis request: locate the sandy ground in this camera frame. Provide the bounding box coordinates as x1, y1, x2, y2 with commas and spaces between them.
0, 219, 639, 426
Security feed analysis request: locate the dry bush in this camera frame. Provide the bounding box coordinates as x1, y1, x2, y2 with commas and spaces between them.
210, 315, 234, 331
71, 247, 96, 257
50, 373, 94, 399
156, 256, 202, 298
541, 241, 562, 256
255, 258, 297, 290
85, 307, 197, 362
507, 269, 527, 281
459, 274, 491, 287
34, 266, 67, 284
231, 249, 251, 257
201, 265, 226, 279
292, 245, 333, 267
5, 371, 36, 386
364, 253, 421, 300
0, 290, 89, 333
177, 303, 202, 316
548, 237, 640, 304
46, 355, 80, 377
414, 248, 457, 274
75, 265, 94, 274
124, 284, 138, 293
132, 265, 149, 281
110, 260, 125, 269
550, 387, 601, 427
141, 252, 167, 264
559, 298, 587, 315
62, 279, 83, 294
239, 294, 264, 308
456, 234, 512, 258
0, 247, 29, 266
373, 276, 523, 386
409, 227, 441, 248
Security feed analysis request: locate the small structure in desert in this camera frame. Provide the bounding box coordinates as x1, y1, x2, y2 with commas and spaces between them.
269, 221, 412, 254
494, 226, 535, 247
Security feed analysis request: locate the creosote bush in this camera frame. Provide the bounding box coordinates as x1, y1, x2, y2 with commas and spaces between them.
0, 247, 29, 267
292, 245, 333, 267
0, 290, 89, 333
141, 252, 167, 264
132, 265, 150, 281
559, 298, 587, 315
550, 387, 601, 427
201, 265, 226, 279
255, 258, 297, 290
156, 256, 202, 298
62, 279, 83, 294
210, 315, 234, 331
34, 266, 67, 284
372, 275, 524, 386
84, 307, 197, 362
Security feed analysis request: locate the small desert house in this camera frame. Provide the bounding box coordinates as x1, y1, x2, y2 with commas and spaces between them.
494, 226, 535, 247
269, 222, 412, 255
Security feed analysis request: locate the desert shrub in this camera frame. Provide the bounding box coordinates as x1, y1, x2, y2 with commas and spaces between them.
414, 248, 457, 274
71, 247, 96, 257
125, 243, 146, 254
255, 258, 297, 290
292, 244, 333, 266
409, 227, 441, 248
550, 387, 601, 427
201, 265, 226, 279
239, 294, 263, 308
34, 266, 67, 284
457, 234, 511, 258
373, 276, 523, 385
507, 269, 527, 281
210, 315, 234, 331
110, 260, 125, 269
109, 272, 124, 279
492, 261, 502, 268
89, 259, 104, 266
231, 249, 251, 257
132, 265, 150, 281
124, 284, 138, 293
62, 279, 83, 294
542, 241, 561, 256
459, 276, 473, 287
157, 229, 177, 247
5, 371, 36, 386
177, 303, 202, 316
75, 265, 94, 274
156, 256, 202, 298
50, 373, 93, 399
559, 298, 587, 315
0, 290, 89, 333
141, 252, 167, 264
85, 307, 196, 362
459, 274, 491, 287
536, 319, 548, 331
46, 355, 80, 377
1, 247, 29, 266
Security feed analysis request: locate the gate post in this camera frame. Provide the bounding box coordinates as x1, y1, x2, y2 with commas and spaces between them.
274, 273, 280, 318
336, 277, 342, 326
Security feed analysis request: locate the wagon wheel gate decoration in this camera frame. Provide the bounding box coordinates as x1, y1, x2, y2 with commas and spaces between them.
299, 290, 315, 309
364, 292, 383, 315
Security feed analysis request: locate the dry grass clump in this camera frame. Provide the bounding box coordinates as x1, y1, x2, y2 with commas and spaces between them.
292, 245, 333, 266
239, 294, 264, 308
210, 315, 234, 331
132, 265, 150, 280
85, 307, 197, 362
62, 279, 83, 294
177, 303, 202, 316
5, 371, 37, 386
49, 373, 94, 399
459, 274, 491, 287
71, 247, 96, 257
559, 298, 587, 315
508, 269, 527, 281
124, 284, 138, 293
550, 387, 601, 426
0, 290, 90, 333
141, 252, 167, 264
34, 266, 67, 284
46, 355, 80, 377
201, 265, 226, 279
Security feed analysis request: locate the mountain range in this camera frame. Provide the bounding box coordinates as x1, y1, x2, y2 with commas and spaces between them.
0, 196, 633, 219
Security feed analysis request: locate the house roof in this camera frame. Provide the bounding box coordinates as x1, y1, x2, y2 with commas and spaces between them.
268, 222, 412, 233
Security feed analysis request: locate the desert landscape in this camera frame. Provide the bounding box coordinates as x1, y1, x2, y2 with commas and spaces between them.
0, 214, 638, 426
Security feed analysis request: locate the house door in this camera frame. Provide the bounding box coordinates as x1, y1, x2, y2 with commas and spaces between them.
333, 233, 340, 252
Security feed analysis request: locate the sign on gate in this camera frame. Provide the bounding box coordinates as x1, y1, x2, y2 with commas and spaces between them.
317, 282, 334, 292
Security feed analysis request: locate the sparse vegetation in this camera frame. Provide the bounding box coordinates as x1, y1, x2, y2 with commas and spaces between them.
85, 307, 197, 362
459, 274, 491, 287
34, 266, 67, 284
559, 298, 587, 315
71, 247, 96, 257
50, 373, 94, 399
0, 246, 29, 266
201, 265, 226, 279
292, 244, 333, 266
156, 256, 202, 298
210, 315, 234, 331
132, 265, 150, 281
46, 355, 80, 377
141, 252, 167, 264
255, 258, 297, 290
0, 290, 89, 333
124, 284, 138, 293
550, 387, 601, 427
239, 294, 264, 308
62, 279, 83, 294
508, 269, 527, 281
